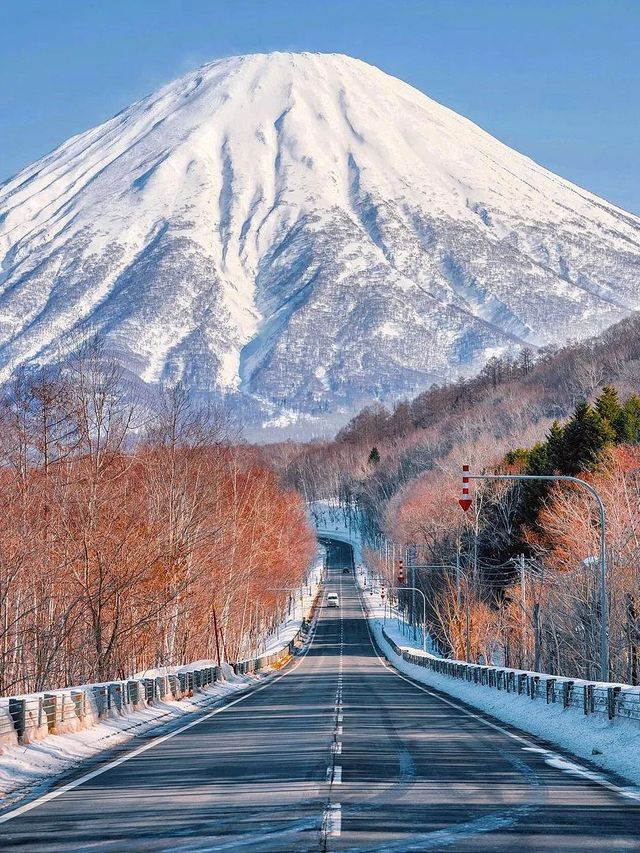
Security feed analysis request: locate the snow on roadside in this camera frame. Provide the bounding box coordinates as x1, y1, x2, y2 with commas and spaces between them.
0, 672, 256, 808
358, 572, 640, 788
0, 565, 322, 809
258, 560, 323, 658
310, 500, 363, 563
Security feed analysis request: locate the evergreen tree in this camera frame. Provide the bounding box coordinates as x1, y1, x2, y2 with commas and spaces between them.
561, 400, 614, 475
368, 446, 381, 466
504, 447, 530, 466
595, 386, 622, 436
545, 420, 566, 473
614, 394, 640, 444
519, 441, 552, 528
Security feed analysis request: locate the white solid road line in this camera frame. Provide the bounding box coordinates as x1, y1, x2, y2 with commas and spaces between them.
0, 606, 323, 825
358, 590, 640, 805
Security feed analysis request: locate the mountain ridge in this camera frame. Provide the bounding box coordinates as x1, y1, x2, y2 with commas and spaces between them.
1, 51, 639, 431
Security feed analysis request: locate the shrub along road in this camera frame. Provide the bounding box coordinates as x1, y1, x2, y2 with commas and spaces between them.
2, 564, 640, 851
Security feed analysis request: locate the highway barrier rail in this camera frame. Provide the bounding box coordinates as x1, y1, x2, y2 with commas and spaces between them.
0, 608, 318, 751
380, 627, 640, 724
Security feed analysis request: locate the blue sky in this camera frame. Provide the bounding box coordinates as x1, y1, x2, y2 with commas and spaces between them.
1, 0, 639, 213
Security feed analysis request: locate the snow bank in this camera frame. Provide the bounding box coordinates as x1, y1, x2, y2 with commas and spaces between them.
0, 574, 321, 808
0, 673, 254, 809
359, 577, 640, 787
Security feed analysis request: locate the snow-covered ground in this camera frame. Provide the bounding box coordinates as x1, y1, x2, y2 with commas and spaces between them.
256, 559, 323, 657
0, 565, 322, 809
358, 567, 640, 788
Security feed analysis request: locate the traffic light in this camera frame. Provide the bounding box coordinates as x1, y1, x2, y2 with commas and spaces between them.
397, 559, 404, 585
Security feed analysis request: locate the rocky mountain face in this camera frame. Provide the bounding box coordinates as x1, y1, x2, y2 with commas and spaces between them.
1, 52, 639, 431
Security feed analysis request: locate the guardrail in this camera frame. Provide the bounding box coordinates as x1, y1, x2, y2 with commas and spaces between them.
0, 606, 319, 750
380, 626, 640, 724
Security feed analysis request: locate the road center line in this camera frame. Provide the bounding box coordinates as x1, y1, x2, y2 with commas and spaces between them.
323, 802, 342, 837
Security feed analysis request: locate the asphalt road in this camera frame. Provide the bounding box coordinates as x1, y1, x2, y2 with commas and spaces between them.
2, 565, 640, 852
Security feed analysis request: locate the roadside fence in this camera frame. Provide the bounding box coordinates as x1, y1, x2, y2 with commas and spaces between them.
0, 604, 319, 751
380, 626, 640, 724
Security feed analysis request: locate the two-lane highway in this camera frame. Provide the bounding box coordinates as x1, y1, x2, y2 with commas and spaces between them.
2, 563, 640, 851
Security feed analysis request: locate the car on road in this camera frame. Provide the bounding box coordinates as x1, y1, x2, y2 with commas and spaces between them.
342, 568, 350, 574
327, 592, 340, 607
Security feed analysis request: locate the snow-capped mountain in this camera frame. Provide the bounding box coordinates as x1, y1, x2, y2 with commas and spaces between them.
1, 52, 639, 428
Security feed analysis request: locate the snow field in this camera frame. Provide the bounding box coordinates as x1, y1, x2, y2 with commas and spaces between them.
1, 53, 639, 425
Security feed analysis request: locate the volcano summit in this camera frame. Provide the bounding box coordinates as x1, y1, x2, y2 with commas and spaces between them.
1, 52, 639, 429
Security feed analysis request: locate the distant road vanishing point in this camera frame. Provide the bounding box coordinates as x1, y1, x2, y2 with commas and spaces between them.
2, 549, 640, 852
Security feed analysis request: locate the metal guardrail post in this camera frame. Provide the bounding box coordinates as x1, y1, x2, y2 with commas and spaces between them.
72, 690, 85, 720
43, 694, 58, 731
563, 680, 574, 708
584, 684, 595, 714
607, 686, 621, 720
546, 679, 556, 703
109, 683, 123, 711
144, 678, 155, 703
127, 680, 139, 705
93, 686, 107, 716
167, 674, 179, 698
9, 698, 25, 740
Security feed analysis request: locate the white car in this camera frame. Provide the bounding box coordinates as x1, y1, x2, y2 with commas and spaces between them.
327, 593, 340, 608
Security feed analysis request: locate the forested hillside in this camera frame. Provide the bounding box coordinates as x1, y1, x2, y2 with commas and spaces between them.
0, 342, 316, 694
271, 312, 640, 683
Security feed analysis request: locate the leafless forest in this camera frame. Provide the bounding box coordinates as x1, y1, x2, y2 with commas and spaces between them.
0, 343, 316, 694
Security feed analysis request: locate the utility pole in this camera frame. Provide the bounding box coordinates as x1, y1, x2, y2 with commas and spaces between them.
465, 581, 471, 663
520, 553, 527, 668
455, 544, 469, 661
455, 544, 462, 613
411, 547, 416, 641
459, 467, 610, 682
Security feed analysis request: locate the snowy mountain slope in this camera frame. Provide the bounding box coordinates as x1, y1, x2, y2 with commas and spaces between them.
1, 52, 639, 426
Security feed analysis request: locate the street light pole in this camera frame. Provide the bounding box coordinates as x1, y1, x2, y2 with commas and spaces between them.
410, 563, 469, 660
463, 470, 609, 681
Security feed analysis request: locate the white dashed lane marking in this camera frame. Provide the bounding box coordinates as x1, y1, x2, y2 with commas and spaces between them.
323, 802, 342, 836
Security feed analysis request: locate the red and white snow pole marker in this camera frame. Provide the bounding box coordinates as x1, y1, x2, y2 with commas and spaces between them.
459, 465, 472, 512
